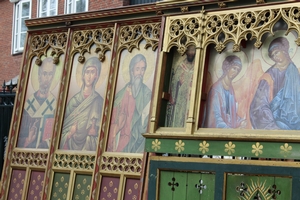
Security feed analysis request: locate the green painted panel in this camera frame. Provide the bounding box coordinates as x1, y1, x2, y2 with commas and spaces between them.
173, 172, 187, 200
274, 177, 292, 200
225, 174, 292, 200
159, 171, 174, 200
187, 173, 201, 200
146, 138, 300, 159
51, 172, 70, 200
200, 173, 215, 200
72, 174, 92, 200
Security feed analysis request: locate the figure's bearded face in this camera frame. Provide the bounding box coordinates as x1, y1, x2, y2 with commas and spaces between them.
39, 63, 55, 95
131, 60, 146, 97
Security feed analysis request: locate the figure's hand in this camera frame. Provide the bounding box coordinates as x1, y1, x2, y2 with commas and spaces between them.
24, 119, 38, 147
68, 122, 77, 138
88, 128, 96, 136
88, 120, 97, 136
239, 120, 247, 129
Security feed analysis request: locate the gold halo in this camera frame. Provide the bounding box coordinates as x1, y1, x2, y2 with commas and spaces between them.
31, 55, 63, 92
212, 49, 249, 83
121, 44, 156, 84
261, 30, 298, 69
75, 53, 110, 89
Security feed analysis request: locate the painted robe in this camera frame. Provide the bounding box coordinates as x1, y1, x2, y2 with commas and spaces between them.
204, 80, 243, 128
18, 92, 56, 148
166, 57, 194, 127
60, 91, 103, 151
250, 62, 300, 130
108, 83, 151, 153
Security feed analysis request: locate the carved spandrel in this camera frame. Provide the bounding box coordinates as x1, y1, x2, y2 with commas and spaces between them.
204, 7, 300, 53
72, 28, 114, 63
118, 23, 160, 52
31, 32, 68, 65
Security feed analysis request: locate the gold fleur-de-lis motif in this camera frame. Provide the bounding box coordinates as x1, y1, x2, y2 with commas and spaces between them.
252, 142, 263, 156
75, 194, 80, 200
128, 189, 132, 195
64, 183, 68, 188
37, 175, 41, 181
280, 143, 292, 157
103, 186, 107, 192
175, 140, 185, 153
77, 184, 81, 189
109, 181, 113, 187
55, 182, 59, 187
59, 187, 63, 193
113, 187, 117, 193
134, 183, 138, 190
83, 178, 87, 184
152, 139, 161, 151
107, 192, 112, 198
53, 192, 57, 198
85, 195, 89, 200
225, 142, 235, 155
81, 189, 85, 195
63, 193, 66, 199
199, 141, 209, 154
60, 176, 64, 182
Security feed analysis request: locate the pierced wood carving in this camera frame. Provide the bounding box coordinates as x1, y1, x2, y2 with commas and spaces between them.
31, 32, 68, 65
118, 23, 160, 52
11, 150, 48, 167
72, 27, 114, 63
53, 153, 96, 171
100, 155, 143, 175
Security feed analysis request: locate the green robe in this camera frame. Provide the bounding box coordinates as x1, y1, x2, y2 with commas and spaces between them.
60, 91, 103, 151
112, 83, 152, 153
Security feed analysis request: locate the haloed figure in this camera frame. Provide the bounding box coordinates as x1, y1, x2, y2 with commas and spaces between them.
107, 54, 152, 153
204, 55, 247, 128
60, 57, 104, 151
250, 37, 300, 130
18, 57, 57, 148
167, 45, 196, 127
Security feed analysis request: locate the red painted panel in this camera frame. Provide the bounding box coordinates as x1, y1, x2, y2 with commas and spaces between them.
7, 169, 26, 200
124, 178, 140, 200
27, 171, 45, 200
99, 176, 120, 200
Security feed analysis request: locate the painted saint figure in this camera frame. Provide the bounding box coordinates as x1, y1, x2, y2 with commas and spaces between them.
60, 57, 104, 151
204, 55, 247, 128
250, 37, 300, 130
18, 57, 57, 148
107, 54, 152, 153
166, 45, 196, 127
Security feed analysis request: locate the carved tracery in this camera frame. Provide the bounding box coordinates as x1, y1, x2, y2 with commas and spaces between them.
72, 27, 114, 63
31, 32, 68, 65
118, 23, 160, 52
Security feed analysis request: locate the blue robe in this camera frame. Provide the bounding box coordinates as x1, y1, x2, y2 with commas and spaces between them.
204, 80, 242, 128
250, 62, 300, 130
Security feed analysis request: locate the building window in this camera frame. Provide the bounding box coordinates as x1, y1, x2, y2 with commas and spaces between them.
13, 0, 31, 54
66, 0, 88, 14
39, 0, 58, 17
130, 0, 158, 5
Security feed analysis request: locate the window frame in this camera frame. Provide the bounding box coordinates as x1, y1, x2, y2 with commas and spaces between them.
12, 0, 31, 54
38, 0, 58, 17
65, 0, 88, 14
